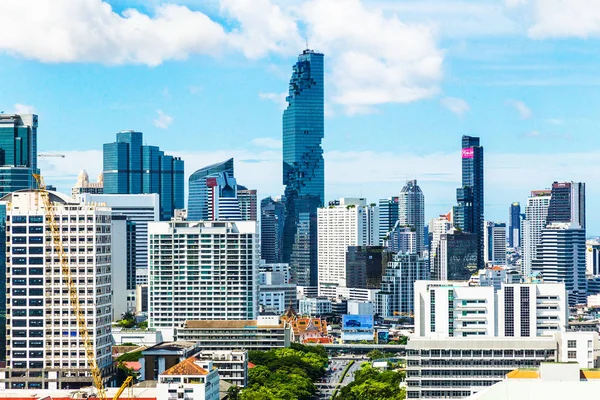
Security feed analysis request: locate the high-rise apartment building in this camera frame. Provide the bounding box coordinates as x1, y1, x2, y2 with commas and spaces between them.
378, 196, 399, 245
399, 180, 425, 253
188, 158, 234, 221
260, 196, 285, 264
0, 114, 39, 196
282, 49, 324, 289
532, 223, 587, 306
385, 222, 417, 254
71, 170, 103, 198
522, 190, 551, 277
103, 130, 184, 221
148, 220, 259, 341
237, 188, 257, 221
453, 135, 484, 269
586, 240, 600, 276
0, 190, 112, 389
546, 181, 585, 228
508, 202, 521, 248
345, 246, 392, 289
375, 253, 429, 317
429, 215, 452, 280
317, 198, 378, 297
437, 229, 478, 281
484, 221, 507, 265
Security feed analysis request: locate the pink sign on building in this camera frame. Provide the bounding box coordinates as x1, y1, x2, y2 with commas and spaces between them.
462, 147, 474, 159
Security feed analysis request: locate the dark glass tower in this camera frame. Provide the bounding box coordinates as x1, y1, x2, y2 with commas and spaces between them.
399, 180, 425, 254
281, 49, 325, 286
103, 130, 184, 220
453, 135, 484, 269
508, 202, 521, 248
260, 196, 285, 263
187, 158, 234, 220
546, 181, 585, 228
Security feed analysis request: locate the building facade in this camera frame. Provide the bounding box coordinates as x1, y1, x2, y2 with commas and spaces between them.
521, 190, 551, 276
429, 215, 452, 280
399, 180, 425, 254
345, 246, 392, 289
484, 221, 507, 266
439, 229, 478, 281
103, 130, 184, 221
586, 240, 600, 276
260, 196, 285, 264
71, 170, 103, 198
0, 113, 38, 197
188, 158, 234, 221
378, 196, 399, 245
508, 202, 521, 249
298, 297, 332, 316
237, 188, 257, 221
148, 221, 259, 341
546, 181, 585, 228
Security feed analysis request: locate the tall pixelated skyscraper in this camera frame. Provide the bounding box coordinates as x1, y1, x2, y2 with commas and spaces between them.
546, 181, 585, 228
453, 135, 484, 269
103, 130, 184, 220
508, 202, 521, 249
378, 196, 399, 245
281, 49, 325, 286
399, 179, 425, 254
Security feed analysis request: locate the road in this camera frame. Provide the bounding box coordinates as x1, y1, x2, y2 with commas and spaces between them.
314, 356, 366, 399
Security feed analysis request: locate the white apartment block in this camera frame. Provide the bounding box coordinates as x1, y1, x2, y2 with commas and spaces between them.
299, 297, 332, 316
484, 221, 506, 266
414, 281, 567, 338
428, 215, 452, 280
317, 198, 377, 297
148, 221, 259, 341
521, 190, 551, 276
0, 190, 112, 389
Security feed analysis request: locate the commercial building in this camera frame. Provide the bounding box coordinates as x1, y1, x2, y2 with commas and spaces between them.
345, 246, 392, 289
0, 190, 112, 389
508, 202, 521, 249
282, 49, 325, 290
196, 349, 248, 388
0, 113, 39, 196
258, 263, 296, 314
453, 135, 484, 270
385, 222, 418, 254
103, 130, 184, 221
483, 221, 507, 266
299, 297, 332, 316
317, 198, 378, 297
347, 300, 374, 315
140, 341, 200, 381
586, 239, 600, 276
174, 316, 291, 351
546, 181, 585, 228
521, 190, 551, 276
79, 193, 159, 290
532, 222, 587, 306
71, 170, 103, 198
378, 196, 399, 245
260, 196, 285, 264
376, 253, 429, 318
157, 358, 220, 400
148, 221, 259, 341
188, 158, 234, 221
399, 179, 425, 254
237, 188, 257, 221
439, 229, 478, 281
429, 214, 452, 280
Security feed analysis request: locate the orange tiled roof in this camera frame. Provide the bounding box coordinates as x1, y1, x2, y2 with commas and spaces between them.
581, 370, 600, 380
506, 369, 539, 379
161, 357, 209, 376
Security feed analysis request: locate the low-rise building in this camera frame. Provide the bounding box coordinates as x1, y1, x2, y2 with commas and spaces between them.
112, 328, 164, 347
157, 358, 219, 400
299, 297, 332, 316
197, 349, 248, 388
140, 342, 199, 381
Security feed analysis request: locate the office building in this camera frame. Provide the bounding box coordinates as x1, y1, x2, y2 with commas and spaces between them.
298, 297, 332, 316
508, 202, 521, 248
237, 188, 257, 221
317, 198, 378, 297
0, 189, 112, 389
546, 181, 585, 228
429, 214, 452, 280
258, 263, 296, 314
521, 190, 551, 276
347, 300, 374, 315
0, 113, 39, 196
378, 196, 399, 245
414, 281, 567, 338
376, 253, 429, 318
103, 130, 184, 220
110, 214, 128, 319
260, 196, 285, 264
157, 358, 220, 400
140, 341, 200, 381
188, 158, 233, 220
71, 170, 103, 198
399, 179, 425, 253
174, 316, 291, 351
484, 221, 507, 265
385, 222, 417, 254
79, 193, 159, 290
148, 221, 259, 341
532, 223, 587, 306
345, 246, 392, 289
438, 229, 478, 281
586, 240, 600, 276
197, 350, 248, 388
282, 49, 325, 289
206, 171, 242, 221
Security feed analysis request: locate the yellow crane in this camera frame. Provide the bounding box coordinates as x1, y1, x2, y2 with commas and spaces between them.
33, 174, 133, 400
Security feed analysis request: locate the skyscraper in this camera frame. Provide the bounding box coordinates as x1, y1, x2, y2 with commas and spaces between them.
72, 170, 103, 198
378, 196, 399, 245
399, 179, 425, 253
439, 229, 479, 281
508, 202, 521, 249
260, 197, 285, 264
429, 214, 452, 280
522, 190, 551, 276
484, 221, 507, 266
546, 181, 585, 228
207, 172, 242, 220
282, 50, 325, 287
103, 130, 184, 220
188, 159, 233, 220
238, 188, 257, 221
0, 114, 39, 196
453, 135, 484, 269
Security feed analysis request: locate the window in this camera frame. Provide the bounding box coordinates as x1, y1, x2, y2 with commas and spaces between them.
29, 236, 43, 244
12, 226, 26, 234
29, 330, 43, 338
12, 216, 26, 223
29, 216, 44, 223
12, 236, 26, 244
12, 289, 26, 296
29, 309, 43, 317
29, 257, 43, 265
568, 351, 577, 359
29, 278, 43, 285
12, 320, 27, 327
29, 247, 43, 254
29, 268, 43, 276
568, 340, 577, 349
29, 320, 43, 327
29, 226, 43, 234
12, 278, 26, 285
29, 299, 43, 307
29, 361, 43, 369
11, 268, 26, 275
13, 310, 26, 317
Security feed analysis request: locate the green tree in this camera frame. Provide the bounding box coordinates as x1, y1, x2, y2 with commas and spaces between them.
367, 350, 384, 360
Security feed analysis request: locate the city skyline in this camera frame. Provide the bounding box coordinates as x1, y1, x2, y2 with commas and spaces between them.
2, 0, 600, 230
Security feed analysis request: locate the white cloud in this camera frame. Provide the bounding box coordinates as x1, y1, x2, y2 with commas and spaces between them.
505, 0, 528, 7
13, 103, 36, 114
527, 0, 600, 38
507, 100, 532, 119
258, 92, 288, 109
251, 137, 282, 149
440, 97, 470, 116
153, 110, 173, 129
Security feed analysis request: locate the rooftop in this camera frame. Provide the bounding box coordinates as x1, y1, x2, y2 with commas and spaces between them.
161, 357, 209, 376
182, 320, 284, 329
143, 341, 197, 352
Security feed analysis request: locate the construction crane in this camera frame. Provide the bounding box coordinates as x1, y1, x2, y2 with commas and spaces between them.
33, 174, 133, 400
39, 153, 66, 158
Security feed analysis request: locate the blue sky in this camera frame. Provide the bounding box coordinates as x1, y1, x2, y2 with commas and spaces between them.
1, 0, 600, 231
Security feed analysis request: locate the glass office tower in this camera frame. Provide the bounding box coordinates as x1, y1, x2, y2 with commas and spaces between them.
103, 130, 184, 220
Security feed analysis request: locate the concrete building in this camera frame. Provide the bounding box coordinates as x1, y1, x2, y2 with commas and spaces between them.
157, 358, 220, 400
347, 300, 374, 315
429, 214, 452, 280
508, 202, 521, 249
586, 239, 600, 276
378, 196, 399, 245
484, 221, 506, 266
438, 229, 478, 281
71, 170, 103, 198
0, 190, 112, 389
399, 179, 425, 254
299, 297, 332, 316
546, 181, 585, 228
197, 349, 248, 388
317, 198, 378, 297
148, 221, 259, 341
258, 264, 296, 314
141, 341, 199, 381
385, 222, 418, 255
237, 188, 257, 221
521, 190, 551, 276
174, 316, 291, 351
345, 246, 392, 289
532, 222, 587, 306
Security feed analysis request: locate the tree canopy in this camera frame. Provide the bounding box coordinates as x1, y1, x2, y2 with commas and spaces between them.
336, 363, 406, 400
